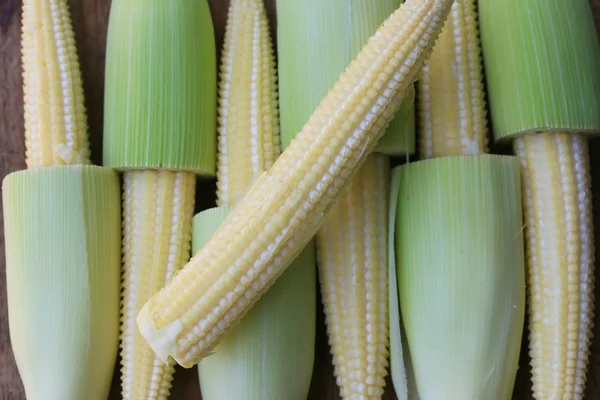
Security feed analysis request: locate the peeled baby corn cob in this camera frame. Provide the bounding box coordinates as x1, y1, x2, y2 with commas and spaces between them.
2, 1, 122, 398
276, 2, 402, 397
389, 2, 525, 398
119, 171, 196, 399
21, 0, 90, 167
137, 0, 455, 368
3, 167, 122, 400
103, 0, 217, 397
276, 0, 415, 155
478, 0, 600, 398
194, 212, 316, 400
417, 0, 487, 158
316, 154, 390, 399
216, 0, 280, 207
195, 1, 316, 399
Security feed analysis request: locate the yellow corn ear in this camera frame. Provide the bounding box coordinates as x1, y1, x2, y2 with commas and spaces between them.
119, 171, 196, 399
477, 1, 600, 397
417, 0, 487, 158
515, 133, 594, 399
21, 0, 90, 168
317, 153, 390, 399
136, 0, 455, 368
215, 0, 280, 207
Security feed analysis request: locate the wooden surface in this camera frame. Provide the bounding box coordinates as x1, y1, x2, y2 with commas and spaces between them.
0, 0, 600, 399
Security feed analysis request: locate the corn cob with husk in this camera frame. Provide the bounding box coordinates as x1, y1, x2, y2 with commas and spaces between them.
2, 0, 122, 398
276, 1, 416, 397
102, 0, 217, 398
136, 0, 456, 369
192, 0, 316, 398
478, 0, 600, 398
277, 0, 415, 156
387, 1, 525, 399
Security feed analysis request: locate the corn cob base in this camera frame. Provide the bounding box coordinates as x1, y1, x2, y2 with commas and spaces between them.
515, 132, 595, 399
120, 170, 196, 399
317, 154, 390, 399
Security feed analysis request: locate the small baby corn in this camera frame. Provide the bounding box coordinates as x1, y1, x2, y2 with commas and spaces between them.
417, 0, 487, 158
103, 0, 217, 397
137, 0, 455, 368
478, 0, 600, 397
119, 171, 196, 399
392, 1, 525, 398
3, 0, 122, 398
196, 1, 315, 399
515, 133, 594, 398
22, 0, 90, 167
316, 153, 390, 399
216, 0, 280, 207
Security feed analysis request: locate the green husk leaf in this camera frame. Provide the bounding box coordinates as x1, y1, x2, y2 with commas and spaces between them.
478, 0, 600, 140
2, 166, 122, 400
276, 0, 415, 154
391, 155, 526, 399
192, 207, 316, 400
103, 0, 217, 174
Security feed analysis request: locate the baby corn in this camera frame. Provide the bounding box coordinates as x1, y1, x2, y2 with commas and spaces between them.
103, 0, 217, 397
478, 0, 600, 397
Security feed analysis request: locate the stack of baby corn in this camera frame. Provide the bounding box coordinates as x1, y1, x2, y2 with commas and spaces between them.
2, 0, 599, 399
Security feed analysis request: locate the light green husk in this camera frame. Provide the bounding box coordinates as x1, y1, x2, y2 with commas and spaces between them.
192, 207, 316, 400
388, 155, 526, 400
478, 0, 600, 140
103, 0, 217, 174
2, 166, 122, 400
276, 0, 415, 154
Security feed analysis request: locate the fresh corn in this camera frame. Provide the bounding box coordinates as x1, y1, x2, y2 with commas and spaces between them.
137, 0, 455, 368
103, 0, 217, 397
276, 0, 415, 155
21, 0, 90, 168
315, 153, 390, 399
478, 0, 600, 397
3, 167, 122, 400
390, 155, 526, 400
388, 2, 525, 399
216, 0, 280, 207
417, 0, 487, 158
2, 1, 122, 398
196, 1, 316, 399
119, 171, 196, 399
514, 133, 594, 398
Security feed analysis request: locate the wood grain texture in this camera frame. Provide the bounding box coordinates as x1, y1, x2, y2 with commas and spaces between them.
0, 0, 599, 399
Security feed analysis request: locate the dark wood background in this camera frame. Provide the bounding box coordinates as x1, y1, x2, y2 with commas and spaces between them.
1, 1, 599, 399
